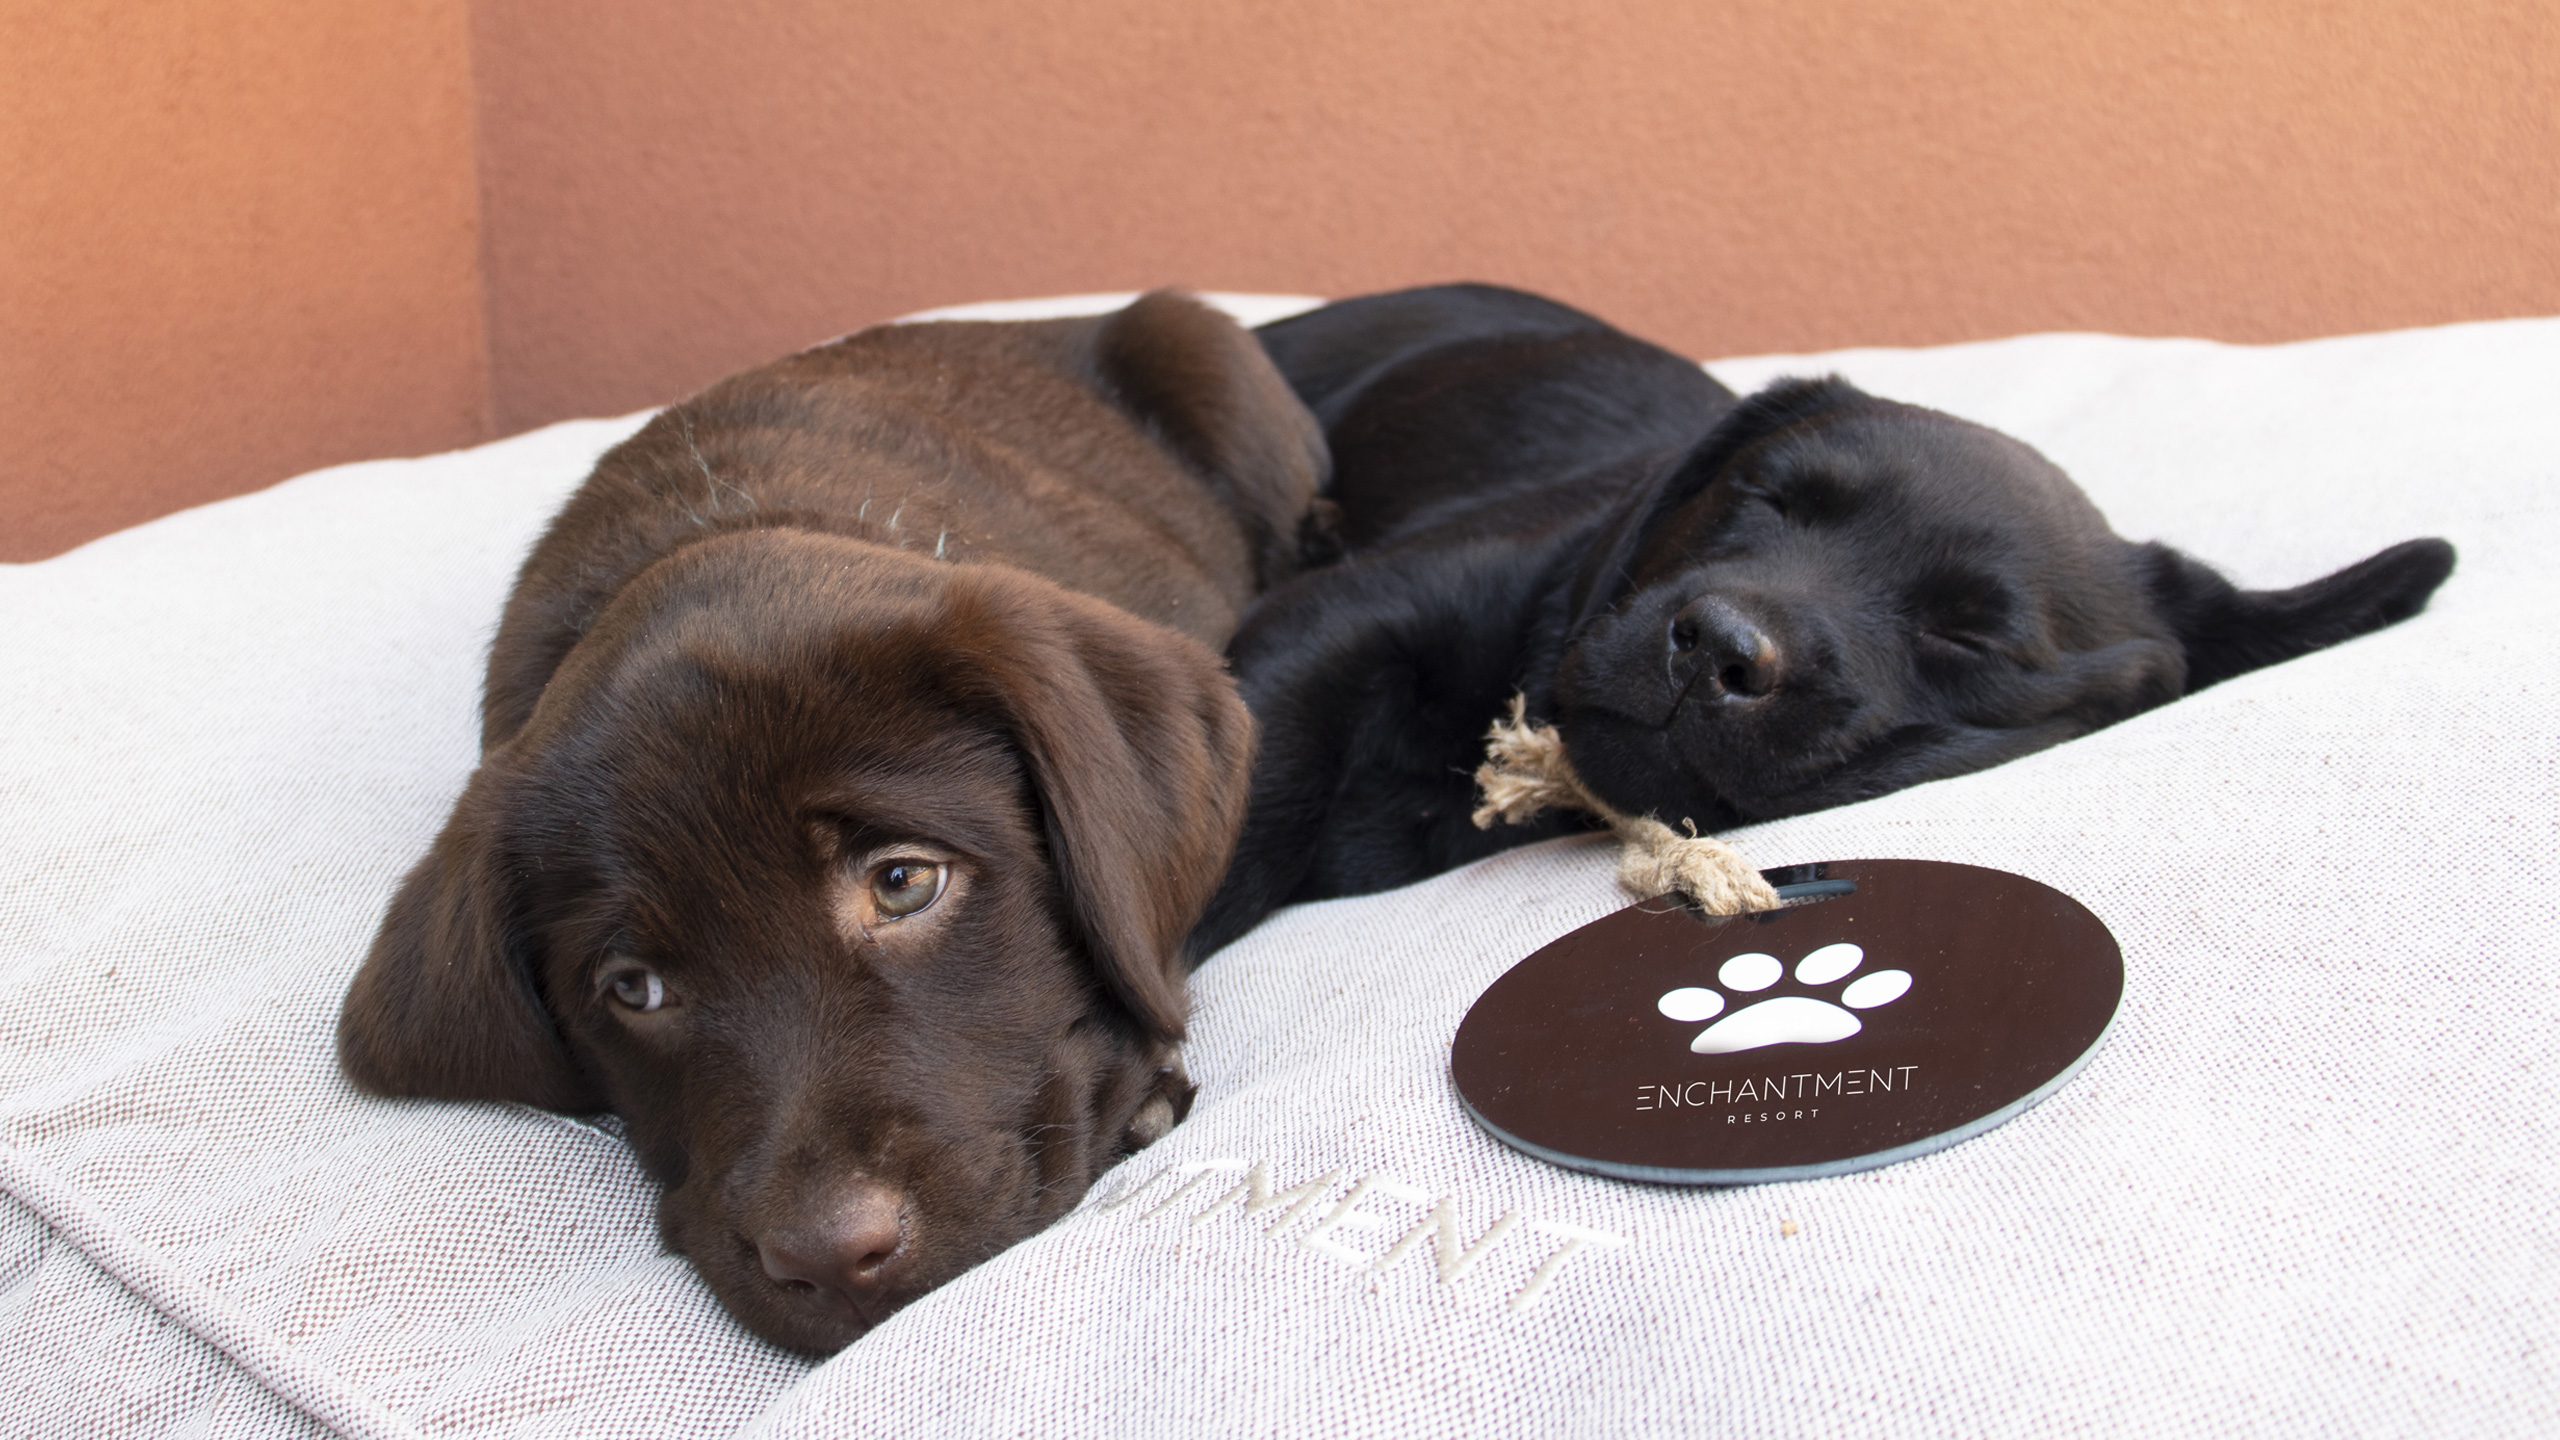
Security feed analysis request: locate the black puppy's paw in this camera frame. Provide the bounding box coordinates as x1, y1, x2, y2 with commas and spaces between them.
1298, 497, 1348, 566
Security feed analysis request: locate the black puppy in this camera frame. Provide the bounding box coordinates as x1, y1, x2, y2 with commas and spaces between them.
1191, 284, 2455, 953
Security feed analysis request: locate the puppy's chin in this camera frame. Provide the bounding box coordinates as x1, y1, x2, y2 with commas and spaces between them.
1551, 603, 1684, 731
1557, 595, 1892, 827
646, 1027, 1186, 1356
1558, 680, 1878, 829
673, 1212, 912, 1355
650, 1150, 1002, 1354
1554, 709, 1744, 833
1551, 634, 1814, 828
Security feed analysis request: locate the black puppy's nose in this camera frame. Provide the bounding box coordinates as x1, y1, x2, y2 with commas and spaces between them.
758, 1182, 907, 1305
1668, 596, 1784, 700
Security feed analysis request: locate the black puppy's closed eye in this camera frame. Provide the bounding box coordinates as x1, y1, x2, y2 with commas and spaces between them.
1917, 630, 1996, 660
1707, 477, 1786, 523
1911, 571, 2017, 659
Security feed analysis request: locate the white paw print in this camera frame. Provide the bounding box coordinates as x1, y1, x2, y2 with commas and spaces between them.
1656, 943, 1912, 1054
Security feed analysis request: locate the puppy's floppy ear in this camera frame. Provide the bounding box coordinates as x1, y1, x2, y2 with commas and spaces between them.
951, 570, 1256, 1042
2140, 537, 2456, 693
1569, 376, 1871, 619
339, 763, 598, 1111
1085, 289, 1331, 586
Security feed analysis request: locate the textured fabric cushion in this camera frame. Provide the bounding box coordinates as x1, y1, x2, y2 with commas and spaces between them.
3, 299, 2553, 1437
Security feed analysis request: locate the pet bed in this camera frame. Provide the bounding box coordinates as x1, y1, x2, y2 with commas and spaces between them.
3, 296, 2552, 1437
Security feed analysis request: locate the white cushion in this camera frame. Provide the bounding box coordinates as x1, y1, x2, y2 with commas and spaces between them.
3, 302, 2553, 1437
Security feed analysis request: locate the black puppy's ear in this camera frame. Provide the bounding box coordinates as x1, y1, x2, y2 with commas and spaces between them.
1085, 290, 1331, 587
1666, 375, 1872, 493
2142, 537, 2456, 693
339, 766, 597, 1111
1570, 375, 1872, 619
957, 571, 1256, 1043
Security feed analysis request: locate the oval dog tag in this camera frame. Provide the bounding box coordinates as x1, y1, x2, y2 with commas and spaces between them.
1451, 858, 2122, 1184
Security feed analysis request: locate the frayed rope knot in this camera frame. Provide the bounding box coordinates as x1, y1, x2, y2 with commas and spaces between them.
1471, 693, 1781, 915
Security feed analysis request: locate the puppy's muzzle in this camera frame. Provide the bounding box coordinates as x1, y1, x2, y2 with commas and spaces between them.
1668, 595, 1785, 702
756, 1179, 908, 1320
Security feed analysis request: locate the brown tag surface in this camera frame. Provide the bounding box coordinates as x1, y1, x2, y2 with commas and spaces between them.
1451, 858, 2123, 1184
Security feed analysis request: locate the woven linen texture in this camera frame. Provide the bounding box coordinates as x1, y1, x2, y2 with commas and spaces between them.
3, 303, 2553, 1437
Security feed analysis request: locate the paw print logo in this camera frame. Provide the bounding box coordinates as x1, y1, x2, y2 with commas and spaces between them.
1656, 943, 1912, 1055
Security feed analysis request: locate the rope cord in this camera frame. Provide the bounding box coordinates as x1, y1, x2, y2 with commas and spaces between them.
1470, 693, 1780, 915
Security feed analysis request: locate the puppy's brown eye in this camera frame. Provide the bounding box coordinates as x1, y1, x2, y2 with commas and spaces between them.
870, 860, 947, 920
603, 965, 670, 1012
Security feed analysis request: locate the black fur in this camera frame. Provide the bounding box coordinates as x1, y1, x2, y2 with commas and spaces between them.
1192, 284, 2456, 954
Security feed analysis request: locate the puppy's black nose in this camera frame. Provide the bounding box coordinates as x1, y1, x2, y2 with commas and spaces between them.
758, 1182, 906, 1307
1668, 596, 1784, 700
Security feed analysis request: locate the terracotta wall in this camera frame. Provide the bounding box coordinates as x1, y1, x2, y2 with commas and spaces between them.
9, 0, 2556, 560
473, 0, 2558, 434
2, 0, 488, 562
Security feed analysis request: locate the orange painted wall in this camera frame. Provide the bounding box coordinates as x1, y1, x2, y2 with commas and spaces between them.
472, 0, 2559, 434
10, 0, 2556, 560
1, 0, 487, 562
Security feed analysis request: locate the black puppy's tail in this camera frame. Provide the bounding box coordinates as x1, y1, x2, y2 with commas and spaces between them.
2144, 537, 2457, 693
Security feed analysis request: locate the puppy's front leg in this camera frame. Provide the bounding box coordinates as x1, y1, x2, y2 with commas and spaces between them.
1187, 599, 1396, 958
1192, 545, 1561, 958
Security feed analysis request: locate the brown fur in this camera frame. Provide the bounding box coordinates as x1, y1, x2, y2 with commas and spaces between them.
339, 292, 1326, 1352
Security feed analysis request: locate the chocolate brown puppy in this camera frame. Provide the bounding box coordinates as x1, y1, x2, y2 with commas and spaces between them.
1191, 284, 2453, 952
340, 292, 1327, 1352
